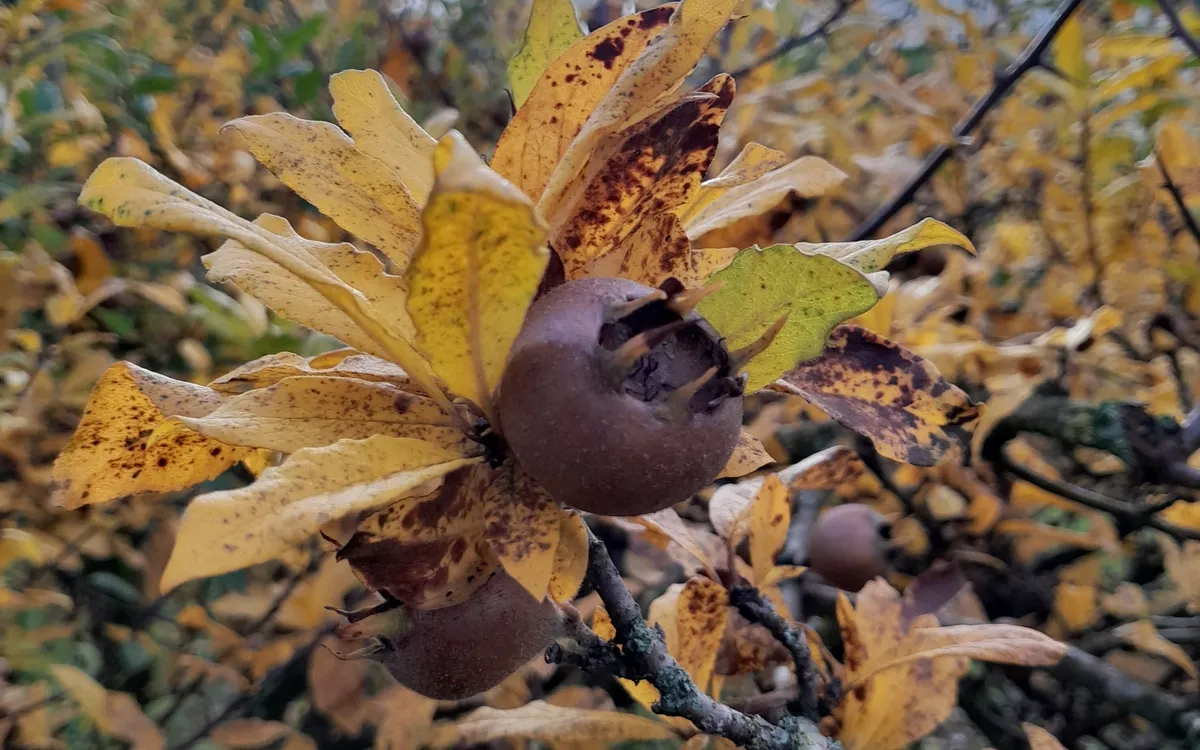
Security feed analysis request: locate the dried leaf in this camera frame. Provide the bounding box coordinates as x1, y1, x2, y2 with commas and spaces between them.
1024, 723, 1068, 750
508, 0, 585, 108
437, 701, 679, 746
1115, 619, 1198, 678
406, 132, 548, 417
50, 666, 164, 750
699, 247, 878, 392
673, 576, 730, 691
779, 445, 865, 490
224, 113, 422, 267
750, 474, 789, 584
483, 462, 565, 600
778, 326, 979, 466
718, 432, 773, 479
50, 362, 249, 508
161, 436, 475, 591
330, 69, 437, 206
210, 720, 315, 750
634, 508, 720, 580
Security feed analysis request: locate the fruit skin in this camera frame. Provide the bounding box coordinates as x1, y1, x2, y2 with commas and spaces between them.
806, 503, 890, 592
371, 570, 562, 700
497, 277, 744, 516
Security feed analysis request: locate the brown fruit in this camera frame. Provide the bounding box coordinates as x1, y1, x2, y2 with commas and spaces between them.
369, 571, 562, 700
806, 503, 890, 592
497, 277, 744, 516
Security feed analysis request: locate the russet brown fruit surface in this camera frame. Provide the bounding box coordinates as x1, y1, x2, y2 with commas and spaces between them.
806, 503, 890, 592
371, 570, 562, 700
497, 277, 744, 516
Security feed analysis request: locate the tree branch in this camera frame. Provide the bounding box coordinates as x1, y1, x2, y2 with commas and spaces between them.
1157, 151, 1200, 250
1156, 0, 1200, 58
849, 0, 1085, 240
567, 527, 834, 750
728, 0, 856, 79
729, 585, 822, 720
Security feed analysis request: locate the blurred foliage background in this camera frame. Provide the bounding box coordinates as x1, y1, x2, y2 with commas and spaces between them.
1, 0, 1199, 748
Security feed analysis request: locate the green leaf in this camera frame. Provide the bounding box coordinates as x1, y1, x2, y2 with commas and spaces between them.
508, 0, 585, 108
697, 245, 878, 392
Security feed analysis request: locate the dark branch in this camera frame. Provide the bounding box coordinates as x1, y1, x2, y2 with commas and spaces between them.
1157, 151, 1200, 250
1156, 0, 1200, 58
728, 0, 856, 79
849, 0, 1085, 240
565, 527, 833, 750
729, 585, 822, 720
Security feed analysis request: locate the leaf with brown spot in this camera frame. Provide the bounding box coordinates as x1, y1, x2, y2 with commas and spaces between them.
210, 351, 413, 393
676, 142, 790, 226
615, 211, 697, 288
692, 246, 739, 278
161, 436, 475, 592
549, 513, 588, 602
717, 432, 773, 479
550, 75, 733, 278
483, 462, 566, 600
538, 0, 741, 216
507, 0, 585, 109
779, 445, 866, 490
174, 376, 475, 455
684, 156, 847, 240
50, 362, 250, 509
491, 4, 679, 200
672, 576, 730, 691
750, 474, 789, 585
330, 69, 437, 206
224, 113, 422, 267
634, 508, 720, 580
435, 701, 680, 746
777, 325, 980, 466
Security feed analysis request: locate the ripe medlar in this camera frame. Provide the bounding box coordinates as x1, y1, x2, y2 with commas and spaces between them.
497, 277, 744, 516
806, 503, 891, 592
368, 570, 562, 700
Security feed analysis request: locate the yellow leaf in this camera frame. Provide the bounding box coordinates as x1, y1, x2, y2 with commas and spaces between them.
692, 246, 740, 278
1096, 34, 1178, 61
1158, 121, 1200, 205
1052, 14, 1088, 89
1054, 582, 1099, 632
160, 436, 475, 591
615, 211, 697, 288
538, 0, 740, 216
1158, 534, 1200, 612
634, 508, 720, 580
798, 218, 975, 278
508, 0, 585, 108
684, 156, 846, 240
210, 351, 410, 392
330, 69, 437, 205
50, 362, 250, 508
673, 577, 729, 691
438, 701, 680, 746
0, 529, 43, 569
592, 606, 662, 708
1096, 54, 1188, 101
780, 445, 866, 490
492, 4, 677, 200
549, 513, 589, 602
718, 432, 773, 478
483, 462, 565, 600
778, 326, 980, 466
676, 142, 790, 227
1115, 619, 1198, 678
79, 158, 452, 417
1024, 723, 1067, 750
50, 665, 164, 750
406, 132, 548, 419
550, 75, 732, 278
698, 247, 879, 392
750, 474, 789, 584
224, 113, 422, 267
174, 376, 474, 455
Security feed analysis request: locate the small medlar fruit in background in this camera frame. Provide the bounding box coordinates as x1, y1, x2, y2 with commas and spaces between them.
497, 277, 745, 516
806, 503, 891, 592
369, 570, 562, 700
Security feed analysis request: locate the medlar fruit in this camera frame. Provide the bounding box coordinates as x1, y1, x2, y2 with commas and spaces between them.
497, 277, 744, 516
806, 503, 890, 592
369, 570, 562, 700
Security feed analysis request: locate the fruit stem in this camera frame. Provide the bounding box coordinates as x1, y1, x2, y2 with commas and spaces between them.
729, 313, 789, 373
667, 282, 723, 317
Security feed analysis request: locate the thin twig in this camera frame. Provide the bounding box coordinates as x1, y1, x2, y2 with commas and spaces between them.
578, 527, 831, 750
729, 585, 822, 720
1157, 152, 1200, 250
728, 0, 856, 78
1156, 0, 1200, 58
849, 0, 1085, 240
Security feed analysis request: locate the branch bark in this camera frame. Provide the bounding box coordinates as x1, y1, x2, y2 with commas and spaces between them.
1156, 0, 1200, 59
729, 0, 856, 79
557, 527, 834, 750
849, 0, 1085, 240
729, 585, 822, 720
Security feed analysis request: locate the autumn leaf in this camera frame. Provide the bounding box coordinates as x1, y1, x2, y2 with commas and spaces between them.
160, 436, 476, 591
209, 350, 411, 392
1115, 620, 1199, 678
50, 665, 164, 750
799, 218, 974, 280
508, 0, 585, 108
615, 212, 697, 288
634, 508, 720, 580
329, 69, 437, 205
676, 142, 790, 227
1024, 723, 1068, 750
671, 576, 730, 691
538, 0, 741, 215
435, 701, 680, 746
750, 474, 789, 584
78, 157, 452, 415
777, 326, 980, 466
50, 362, 250, 508
173, 375, 474, 455
223, 113, 422, 267
549, 513, 589, 602
492, 4, 677, 200
483, 461, 566, 599
405, 132, 548, 419
697, 245, 879, 392
718, 432, 774, 479
210, 720, 316, 750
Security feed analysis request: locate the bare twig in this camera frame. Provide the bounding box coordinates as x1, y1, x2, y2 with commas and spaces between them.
1157, 152, 1200, 250
728, 0, 856, 79
1156, 0, 1200, 58
729, 585, 822, 720
849, 0, 1085, 240
571, 527, 833, 750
